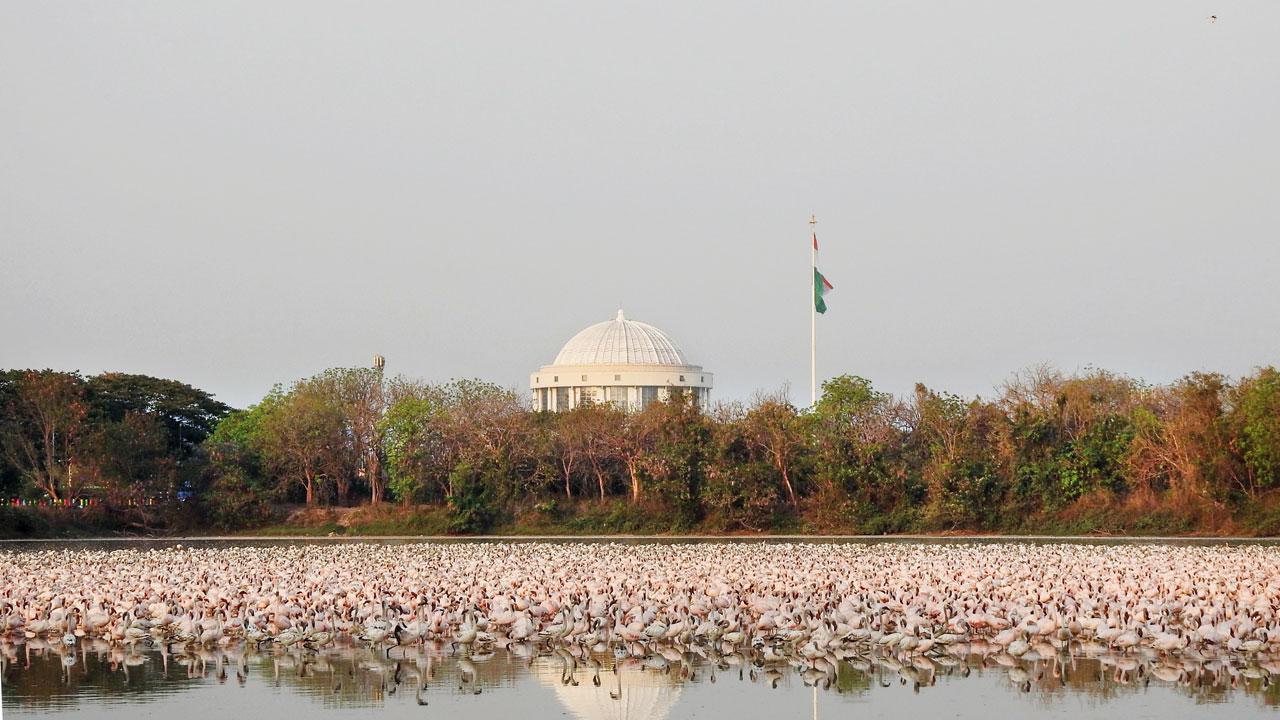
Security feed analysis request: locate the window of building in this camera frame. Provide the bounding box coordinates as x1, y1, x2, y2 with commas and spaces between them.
614, 374, 621, 381
641, 386, 659, 408
606, 386, 627, 406
553, 376, 558, 382
580, 387, 599, 405
555, 387, 569, 410
679, 375, 685, 382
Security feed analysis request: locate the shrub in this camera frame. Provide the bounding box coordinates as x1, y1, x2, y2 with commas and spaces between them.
0, 506, 51, 538
447, 463, 499, 534
201, 467, 275, 530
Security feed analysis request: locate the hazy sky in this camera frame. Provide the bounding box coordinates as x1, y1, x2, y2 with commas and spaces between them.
3, 1, 1277, 410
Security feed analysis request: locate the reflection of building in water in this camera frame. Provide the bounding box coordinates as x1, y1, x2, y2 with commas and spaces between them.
531, 657, 681, 720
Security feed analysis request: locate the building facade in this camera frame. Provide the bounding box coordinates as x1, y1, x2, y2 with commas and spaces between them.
530, 310, 713, 412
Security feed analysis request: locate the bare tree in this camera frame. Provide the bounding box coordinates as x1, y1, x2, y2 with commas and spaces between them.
318, 368, 388, 505
557, 405, 623, 500
0, 370, 88, 500
261, 385, 345, 505
611, 408, 660, 503
427, 380, 529, 496
742, 391, 802, 506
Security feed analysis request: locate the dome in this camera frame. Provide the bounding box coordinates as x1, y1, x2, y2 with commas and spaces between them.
553, 310, 688, 366
531, 308, 712, 413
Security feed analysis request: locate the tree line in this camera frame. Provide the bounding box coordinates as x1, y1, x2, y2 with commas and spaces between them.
0, 370, 229, 531
2, 365, 1278, 534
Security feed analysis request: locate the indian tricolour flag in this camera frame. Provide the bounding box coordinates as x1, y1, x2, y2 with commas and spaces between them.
813, 234, 833, 314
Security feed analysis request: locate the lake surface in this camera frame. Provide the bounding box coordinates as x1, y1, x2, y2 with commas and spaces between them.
3, 538, 1278, 718
5, 640, 1278, 719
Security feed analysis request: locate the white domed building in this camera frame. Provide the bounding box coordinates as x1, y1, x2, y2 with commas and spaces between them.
531, 310, 713, 412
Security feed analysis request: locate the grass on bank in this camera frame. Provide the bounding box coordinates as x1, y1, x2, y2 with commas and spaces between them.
233, 490, 1280, 538
6, 490, 1280, 539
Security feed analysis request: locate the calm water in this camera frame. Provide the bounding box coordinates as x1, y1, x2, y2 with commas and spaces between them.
3, 538, 1278, 719
4, 640, 1278, 719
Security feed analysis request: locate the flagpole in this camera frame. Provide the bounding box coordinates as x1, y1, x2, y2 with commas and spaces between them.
810, 213, 817, 407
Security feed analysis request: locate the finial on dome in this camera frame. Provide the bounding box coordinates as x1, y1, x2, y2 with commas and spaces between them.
616, 308, 626, 321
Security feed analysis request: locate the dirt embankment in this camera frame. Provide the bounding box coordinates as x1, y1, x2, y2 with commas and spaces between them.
282, 505, 392, 529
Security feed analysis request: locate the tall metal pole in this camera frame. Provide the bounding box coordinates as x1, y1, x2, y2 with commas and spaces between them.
810, 213, 817, 407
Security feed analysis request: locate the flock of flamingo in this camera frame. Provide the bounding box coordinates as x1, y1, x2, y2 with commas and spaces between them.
2, 541, 1279, 694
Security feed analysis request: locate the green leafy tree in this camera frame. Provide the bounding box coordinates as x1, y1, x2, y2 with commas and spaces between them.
260, 384, 346, 505
1056, 414, 1133, 501
84, 373, 230, 458
380, 394, 448, 503
703, 406, 784, 531
200, 387, 283, 524
202, 466, 275, 530
809, 375, 907, 517
914, 384, 1004, 529
642, 392, 710, 530
999, 368, 1141, 511
447, 461, 499, 533
1230, 367, 1280, 497
206, 386, 282, 475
